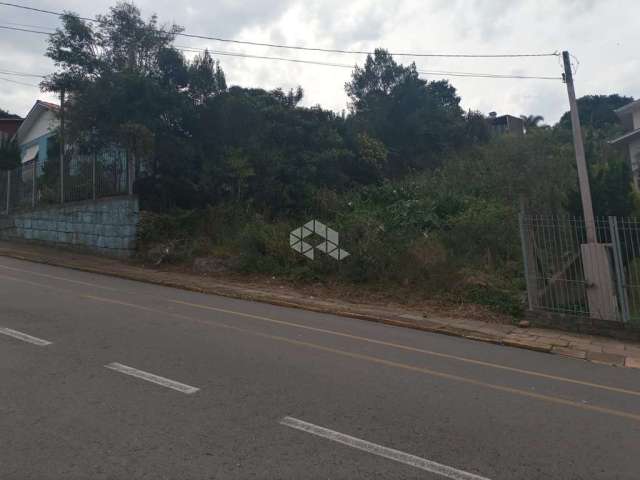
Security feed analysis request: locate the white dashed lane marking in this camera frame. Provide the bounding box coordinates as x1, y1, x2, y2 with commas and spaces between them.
280, 416, 492, 480
0, 327, 52, 346
105, 362, 200, 394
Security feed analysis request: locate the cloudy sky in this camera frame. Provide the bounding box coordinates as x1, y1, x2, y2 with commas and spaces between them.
0, 0, 638, 123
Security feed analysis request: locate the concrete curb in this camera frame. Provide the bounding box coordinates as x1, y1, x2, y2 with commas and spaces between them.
0, 247, 638, 368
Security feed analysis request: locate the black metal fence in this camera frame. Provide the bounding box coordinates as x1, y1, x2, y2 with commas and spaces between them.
0, 149, 130, 214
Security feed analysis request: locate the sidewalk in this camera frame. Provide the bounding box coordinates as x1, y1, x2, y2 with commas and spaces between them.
1, 240, 639, 370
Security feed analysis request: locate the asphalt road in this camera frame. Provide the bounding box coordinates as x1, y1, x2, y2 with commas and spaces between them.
1, 257, 640, 479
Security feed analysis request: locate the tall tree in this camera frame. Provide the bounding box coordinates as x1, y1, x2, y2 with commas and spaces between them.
557, 94, 634, 131
188, 50, 227, 104
346, 49, 465, 173
42, 2, 186, 145
0, 137, 20, 170
42, 2, 229, 208
346, 49, 417, 114
520, 114, 545, 130
0, 108, 22, 170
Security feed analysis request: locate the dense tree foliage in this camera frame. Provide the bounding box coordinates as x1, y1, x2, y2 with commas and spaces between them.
35, 2, 640, 313
520, 114, 545, 131
42, 4, 484, 213
345, 49, 476, 173
0, 107, 21, 169
557, 94, 634, 131
555, 94, 637, 217
0, 137, 20, 170
0, 108, 21, 119
42, 2, 635, 225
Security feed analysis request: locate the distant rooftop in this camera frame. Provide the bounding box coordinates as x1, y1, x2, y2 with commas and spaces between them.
615, 99, 640, 117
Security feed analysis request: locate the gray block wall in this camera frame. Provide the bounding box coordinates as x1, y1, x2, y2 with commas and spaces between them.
0, 196, 139, 257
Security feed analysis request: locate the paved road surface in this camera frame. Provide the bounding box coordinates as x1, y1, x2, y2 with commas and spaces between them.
1, 256, 639, 479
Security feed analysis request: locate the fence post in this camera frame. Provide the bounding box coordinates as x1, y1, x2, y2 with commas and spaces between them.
59, 88, 65, 205
60, 152, 64, 204
127, 152, 135, 195
6, 170, 10, 215
32, 158, 37, 209
519, 212, 534, 311
608, 216, 630, 323
92, 153, 96, 200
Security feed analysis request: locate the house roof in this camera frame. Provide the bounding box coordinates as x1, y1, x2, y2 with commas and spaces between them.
0, 118, 23, 137
609, 128, 640, 146
15, 100, 60, 144
36, 101, 60, 111
614, 99, 640, 130
615, 99, 640, 117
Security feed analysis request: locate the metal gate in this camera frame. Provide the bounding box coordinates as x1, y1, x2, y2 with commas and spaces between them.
520, 214, 640, 324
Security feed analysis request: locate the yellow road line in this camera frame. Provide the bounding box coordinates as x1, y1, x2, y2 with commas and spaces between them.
0, 260, 638, 399
0, 272, 76, 294
84, 294, 640, 422
169, 299, 640, 398
0, 263, 118, 291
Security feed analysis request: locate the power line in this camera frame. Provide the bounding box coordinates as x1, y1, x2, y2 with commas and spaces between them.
3, 21, 56, 31
177, 32, 559, 59
0, 76, 40, 87
0, 25, 563, 81
0, 22, 562, 81
0, 24, 51, 35
0, 47, 562, 81
0, 1, 560, 59
0, 50, 562, 81
177, 46, 562, 80
0, 69, 46, 78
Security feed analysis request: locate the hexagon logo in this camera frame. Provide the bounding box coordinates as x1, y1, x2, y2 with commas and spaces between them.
290, 220, 350, 261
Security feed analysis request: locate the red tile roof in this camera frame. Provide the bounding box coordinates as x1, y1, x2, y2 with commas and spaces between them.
37, 100, 60, 111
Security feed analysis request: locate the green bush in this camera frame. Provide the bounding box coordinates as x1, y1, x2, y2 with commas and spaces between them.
236, 217, 296, 274
135, 172, 526, 315
460, 282, 523, 317
441, 199, 519, 267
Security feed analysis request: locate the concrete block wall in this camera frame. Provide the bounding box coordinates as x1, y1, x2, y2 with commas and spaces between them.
0, 196, 139, 257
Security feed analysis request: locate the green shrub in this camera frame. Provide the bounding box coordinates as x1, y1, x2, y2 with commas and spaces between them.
236, 217, 295, 273
441, 199, 519, 268
135, 176, 526, 316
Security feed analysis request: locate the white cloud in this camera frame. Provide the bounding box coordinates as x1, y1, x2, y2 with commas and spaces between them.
0, 0, 638, 124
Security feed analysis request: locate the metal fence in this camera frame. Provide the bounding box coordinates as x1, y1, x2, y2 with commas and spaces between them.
520, 214, 640, 324
0, 150, 130, 214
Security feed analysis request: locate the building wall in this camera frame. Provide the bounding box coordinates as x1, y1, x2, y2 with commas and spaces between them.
19, 109, 59, 165
507, 116, 525, 136
0, 196, 139, 257
630, 139, 640, 188
20, 134, 53, 164
633, 109, 640, 130
20, 109, 58, 145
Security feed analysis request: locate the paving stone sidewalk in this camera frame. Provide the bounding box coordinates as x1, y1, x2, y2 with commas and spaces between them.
1, 240, 639, 370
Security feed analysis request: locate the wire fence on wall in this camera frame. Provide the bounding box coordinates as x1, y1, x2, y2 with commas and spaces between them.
0, 150, 130, 214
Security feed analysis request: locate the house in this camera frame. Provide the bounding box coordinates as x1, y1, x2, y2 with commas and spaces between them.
0, 117, 23, 141
610, 99, 640, 187
15, 100, 60, 165
487, 112, 525, 137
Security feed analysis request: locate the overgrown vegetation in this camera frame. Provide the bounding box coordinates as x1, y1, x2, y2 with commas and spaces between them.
40, 2, 637, 317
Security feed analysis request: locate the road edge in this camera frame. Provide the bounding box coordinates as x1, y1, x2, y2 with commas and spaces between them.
0, 246, 638, 369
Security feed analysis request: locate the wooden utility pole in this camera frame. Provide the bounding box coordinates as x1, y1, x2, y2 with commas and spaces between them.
562, 50, 596, 243
563, 51, 618, 320
59, 88, 65, 204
